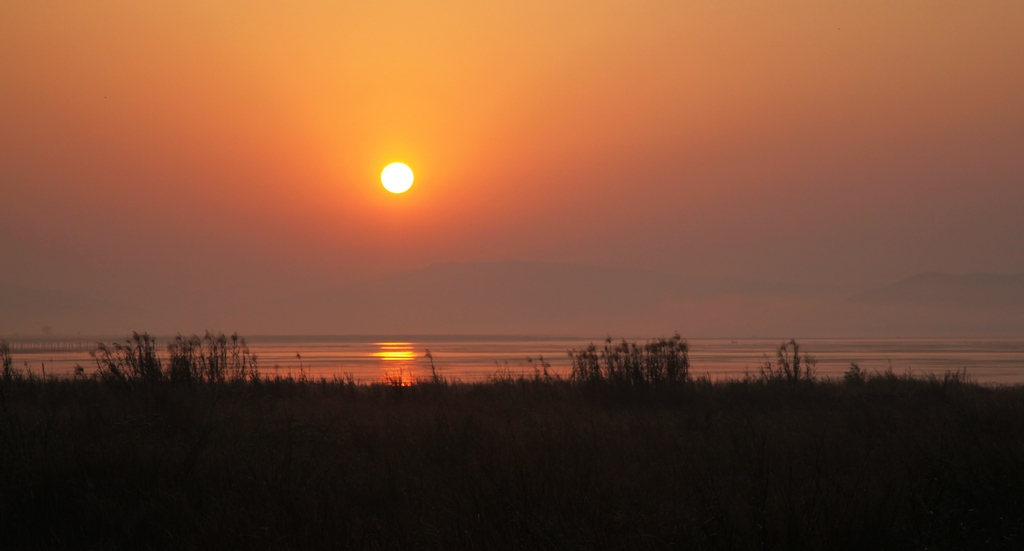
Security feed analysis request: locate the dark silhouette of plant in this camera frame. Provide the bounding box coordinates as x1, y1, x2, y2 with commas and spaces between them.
525, 356, 555, 381
91, 332, 257, 384
183, 332, 259, 383
569, 333, 690, 387
758, 339, 816, 382
168, 334, 202, 383
0, 340, 17, 382
424, 349, 446, 385
90, 332, 162, 384
844, 362, 865, 384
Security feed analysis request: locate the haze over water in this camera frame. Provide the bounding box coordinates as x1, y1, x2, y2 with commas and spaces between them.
11, 336, 1024, 384
3, 3, 1023, 341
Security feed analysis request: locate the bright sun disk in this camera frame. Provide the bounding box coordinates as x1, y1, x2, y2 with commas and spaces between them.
381, 162, 414, 194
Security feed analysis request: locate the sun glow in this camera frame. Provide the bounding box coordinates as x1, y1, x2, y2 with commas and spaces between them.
373, 342, 417, 386
373, 350, 417, 361
381, 162, 414, 194
372, 342, 416, 361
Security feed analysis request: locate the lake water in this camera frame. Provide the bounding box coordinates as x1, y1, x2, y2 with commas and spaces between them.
7, 336, 1024, 384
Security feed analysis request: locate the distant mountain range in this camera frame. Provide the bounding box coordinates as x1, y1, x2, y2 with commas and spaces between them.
278, 261, 805, 335
3, 266, 1023, 337
4, 262, 801, 336
0, 284, 138, 336
283, 262, 652, 334
850, 272, 1024, 308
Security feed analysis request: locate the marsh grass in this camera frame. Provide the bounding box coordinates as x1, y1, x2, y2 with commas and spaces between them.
0, 340, 14, 381
754, 339, 817, 383
90, 332, 163, 383
569, 333, 690, 387
166, 332, 259, 384
90, 331, 258, 385
0, 335, 1022, 549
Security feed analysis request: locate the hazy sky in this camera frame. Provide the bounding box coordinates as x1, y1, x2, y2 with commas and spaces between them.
2, 1, 1023, 311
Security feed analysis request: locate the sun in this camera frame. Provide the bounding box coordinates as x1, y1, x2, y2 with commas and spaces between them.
381, 162, 414, 194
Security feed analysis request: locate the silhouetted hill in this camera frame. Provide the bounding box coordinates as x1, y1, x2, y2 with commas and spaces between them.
0, 285, 137, 336
284, 261, 802, 335
0, 264, 809, 336
288, 262, 672, 334
8, 267, 1023, 338
850, 272, 1024, 307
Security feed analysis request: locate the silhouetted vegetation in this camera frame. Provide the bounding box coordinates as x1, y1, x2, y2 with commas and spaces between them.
165, 332, 259, 384
569, 333, 690, 386
90, 331, 258, 385
754, 338, 817, 383
1, 334, 1022, 549
0, 340, 15, 381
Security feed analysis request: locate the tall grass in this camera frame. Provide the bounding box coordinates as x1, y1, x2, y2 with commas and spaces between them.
0, 340, 13, 381
90, 331, 163, 383
166, 332, 259, 383
1, 333, 1022, 548
755, 338, 817, 383
89, 331, 258, 384
569, 332, 690, 386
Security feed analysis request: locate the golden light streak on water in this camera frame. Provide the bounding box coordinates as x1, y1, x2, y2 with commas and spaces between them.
374, 342, 417, 385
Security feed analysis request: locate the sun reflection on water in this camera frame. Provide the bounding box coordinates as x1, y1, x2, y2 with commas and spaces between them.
373, 342, 417, 385
372, 342, 417, 361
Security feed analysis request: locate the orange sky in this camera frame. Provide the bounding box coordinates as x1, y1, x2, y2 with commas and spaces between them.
2, 1, 1023, 323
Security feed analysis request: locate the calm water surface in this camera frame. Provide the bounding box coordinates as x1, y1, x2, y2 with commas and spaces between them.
9, 336, 1024, 384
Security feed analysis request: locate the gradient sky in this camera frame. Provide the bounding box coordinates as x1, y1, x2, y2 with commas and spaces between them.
2, 1, 1023, 322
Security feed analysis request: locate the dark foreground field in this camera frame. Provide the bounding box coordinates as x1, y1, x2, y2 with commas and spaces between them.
1, 339, 1023, 549
3, 375, 1024, 549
